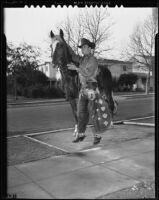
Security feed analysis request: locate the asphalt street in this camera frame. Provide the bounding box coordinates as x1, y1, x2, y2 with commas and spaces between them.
7, 95, 154, 136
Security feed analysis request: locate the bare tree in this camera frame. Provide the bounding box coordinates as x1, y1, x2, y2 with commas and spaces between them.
124, 14, 157, 94
152, 7, 158, 33
80, 8, 114, 56
57, 7, 114, 57
56, 13, 85, 55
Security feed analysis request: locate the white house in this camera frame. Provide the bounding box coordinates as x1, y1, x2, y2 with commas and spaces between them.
98, 58, 133, 78
37, 62, 61, 87
98, 58, 154, 90
38, 62, 56, 80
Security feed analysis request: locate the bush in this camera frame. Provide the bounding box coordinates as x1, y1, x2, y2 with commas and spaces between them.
136, 87, 145, 92
26, 85, 44, 98
118, 73, 138, 91
25, 85, 65, 98
49, 86, 65, 98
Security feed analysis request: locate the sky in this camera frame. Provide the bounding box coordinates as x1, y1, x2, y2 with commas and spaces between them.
4, 6, 153, 62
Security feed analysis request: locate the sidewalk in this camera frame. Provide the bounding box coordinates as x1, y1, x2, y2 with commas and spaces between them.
7, 124, 155, 199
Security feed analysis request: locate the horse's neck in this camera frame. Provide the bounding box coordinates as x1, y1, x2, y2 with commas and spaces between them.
65, 43, 78, 65
59, 64, 68, 75
59, 41, 78, 76
59, 43, 71, 74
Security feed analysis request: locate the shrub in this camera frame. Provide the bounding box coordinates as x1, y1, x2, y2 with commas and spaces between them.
50, 86, 65, 98
26, 85, 65, 98
136, 87, 145, 92
118, 73, 138, 91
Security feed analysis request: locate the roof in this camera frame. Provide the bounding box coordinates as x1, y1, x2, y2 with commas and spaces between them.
98, 58, 132, 65
129, 56, 155, 64
133, 72, 152, 77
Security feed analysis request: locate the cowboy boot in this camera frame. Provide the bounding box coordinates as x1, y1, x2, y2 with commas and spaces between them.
93, 135, 102, 145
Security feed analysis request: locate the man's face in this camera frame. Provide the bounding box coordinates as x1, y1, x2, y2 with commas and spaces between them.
81, 44, 91, 55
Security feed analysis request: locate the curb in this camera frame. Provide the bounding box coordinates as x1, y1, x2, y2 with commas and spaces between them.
7, 116, 154, 139
116, 92, 154, 97
7, 93, 154, 107
7, 99, 68, 107
123, 121, 154, 127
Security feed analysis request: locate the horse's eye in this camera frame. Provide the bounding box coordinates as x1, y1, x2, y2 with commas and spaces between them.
57, 43, 63, 48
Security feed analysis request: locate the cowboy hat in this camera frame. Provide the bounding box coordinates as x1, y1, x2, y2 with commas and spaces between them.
78, 38, 95, 49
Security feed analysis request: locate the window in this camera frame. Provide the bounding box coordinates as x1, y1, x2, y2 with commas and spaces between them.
45, 66, 48, 72
123, 65, 126, 71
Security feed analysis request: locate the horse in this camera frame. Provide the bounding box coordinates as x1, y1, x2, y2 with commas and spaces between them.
49, 29, 115, 134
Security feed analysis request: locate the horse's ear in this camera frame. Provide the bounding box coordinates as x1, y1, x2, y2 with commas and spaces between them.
60, 29, 64, 38
50, 30, 54, 38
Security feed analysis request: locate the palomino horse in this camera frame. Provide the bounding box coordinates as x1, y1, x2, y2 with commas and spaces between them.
49, 29, 115, 134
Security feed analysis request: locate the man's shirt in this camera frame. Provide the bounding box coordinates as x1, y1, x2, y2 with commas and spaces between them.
78, 54, 98, 88
68, 46, 98, 88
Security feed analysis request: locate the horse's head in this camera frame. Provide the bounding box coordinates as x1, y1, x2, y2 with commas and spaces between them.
50, 29, 71, 69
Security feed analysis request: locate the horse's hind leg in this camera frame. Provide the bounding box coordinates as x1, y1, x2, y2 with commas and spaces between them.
104, 90, 114, 117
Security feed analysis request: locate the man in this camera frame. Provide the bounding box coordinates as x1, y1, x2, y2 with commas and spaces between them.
67, 38, 103, 145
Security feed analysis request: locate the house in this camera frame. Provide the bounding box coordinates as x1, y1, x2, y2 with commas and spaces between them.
98, 58, 133, 78
98, 57, 154, 91
37, 62, 61, 87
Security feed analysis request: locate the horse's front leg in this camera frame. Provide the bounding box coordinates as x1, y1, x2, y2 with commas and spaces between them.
64, 73, 79, 137
68, 98, 78, 137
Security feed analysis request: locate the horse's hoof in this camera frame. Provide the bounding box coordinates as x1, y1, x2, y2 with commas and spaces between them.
72, 135, 86, 143
72, 137, 81, 143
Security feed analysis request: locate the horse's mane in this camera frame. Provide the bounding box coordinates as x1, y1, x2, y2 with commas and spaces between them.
60, 38, 72, 64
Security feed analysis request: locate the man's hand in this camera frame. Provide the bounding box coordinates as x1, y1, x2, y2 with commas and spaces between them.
67, 63, 79, 71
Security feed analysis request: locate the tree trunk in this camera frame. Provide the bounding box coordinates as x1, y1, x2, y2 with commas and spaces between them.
145, 70, 150, 95
14, 77, 17, 100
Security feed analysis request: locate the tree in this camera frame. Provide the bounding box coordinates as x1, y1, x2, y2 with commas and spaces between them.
57, 14, 85, 55
6, 42, 48, 98
80, 8, 114, 56
7, 42, 41, 75
124, 13, 157, 94
57, 7, 114, 57
152, 7, 158, 32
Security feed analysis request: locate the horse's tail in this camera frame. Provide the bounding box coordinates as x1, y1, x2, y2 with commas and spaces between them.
97, 65, 114, 114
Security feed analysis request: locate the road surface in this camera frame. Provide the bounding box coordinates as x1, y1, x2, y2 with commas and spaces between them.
7, 95, 154, 136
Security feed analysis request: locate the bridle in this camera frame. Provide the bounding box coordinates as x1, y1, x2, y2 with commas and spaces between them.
50, 38, 73, 75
